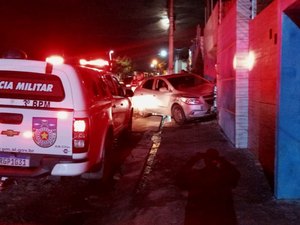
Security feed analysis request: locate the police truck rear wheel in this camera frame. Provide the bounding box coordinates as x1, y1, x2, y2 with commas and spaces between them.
101, 133, 114, 185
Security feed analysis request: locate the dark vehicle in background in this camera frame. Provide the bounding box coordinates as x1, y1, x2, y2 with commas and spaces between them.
132, 73, 215, 125
122, 76, 134, 89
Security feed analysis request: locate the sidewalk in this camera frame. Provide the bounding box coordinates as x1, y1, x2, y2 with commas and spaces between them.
161, 119, 300, 225
96, 117, 300, 225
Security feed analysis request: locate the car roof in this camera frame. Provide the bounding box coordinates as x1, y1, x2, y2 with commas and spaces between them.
0, 58, 73, 73
149, 73, 211, 83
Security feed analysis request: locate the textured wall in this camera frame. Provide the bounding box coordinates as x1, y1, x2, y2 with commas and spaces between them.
248, 1, 278, 186
217, 0, 251, 147
235, 0, 251, 148
203, 4, 219, 79
217, 3, 237, 145
204, 0, 300, 199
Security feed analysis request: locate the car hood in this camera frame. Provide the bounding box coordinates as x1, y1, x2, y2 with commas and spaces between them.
174, 83, 214, 97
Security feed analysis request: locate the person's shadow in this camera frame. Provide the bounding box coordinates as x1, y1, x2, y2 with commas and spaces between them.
177, 148, 240, 225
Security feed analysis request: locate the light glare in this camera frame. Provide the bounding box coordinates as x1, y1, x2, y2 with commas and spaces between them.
57, 111, 68, 119
74, 120, 86, 132
233, 51, 255, 70
160, 16, 169, 30
23, 131, 33, 139
132, 95, 159, 111
46, 55, 64, 65
159, 50, 168, 58
79, 58, 109, 67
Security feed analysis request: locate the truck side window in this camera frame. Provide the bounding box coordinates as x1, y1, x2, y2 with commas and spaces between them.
104, 76, 118, 96
112, 77, 125, 97
97, 78, 110, 98
76, 67, 108, 99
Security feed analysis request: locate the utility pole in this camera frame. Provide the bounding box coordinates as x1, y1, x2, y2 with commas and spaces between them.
168, 0, 174, 74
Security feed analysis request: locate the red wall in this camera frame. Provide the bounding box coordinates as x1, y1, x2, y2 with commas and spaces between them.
248, 1, 279, 183
217, 3, 237, 144
203, 4, 219, 80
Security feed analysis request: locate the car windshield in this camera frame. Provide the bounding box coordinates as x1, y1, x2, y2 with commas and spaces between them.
167, 75, 207, 90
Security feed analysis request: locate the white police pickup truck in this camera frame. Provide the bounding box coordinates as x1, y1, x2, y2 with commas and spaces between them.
0, 55, 133, 181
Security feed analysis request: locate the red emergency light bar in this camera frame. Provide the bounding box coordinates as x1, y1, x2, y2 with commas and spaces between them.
46, 55, 64, 65
79, 58, 109, 67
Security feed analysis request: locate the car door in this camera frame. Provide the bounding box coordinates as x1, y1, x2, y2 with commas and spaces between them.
133, 78, 157, 113
152, 78, 173, 115
134, 78, 171, 115
104, 74, 130, 135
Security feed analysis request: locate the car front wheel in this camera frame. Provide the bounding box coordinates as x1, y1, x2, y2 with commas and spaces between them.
171, 105, 186, 125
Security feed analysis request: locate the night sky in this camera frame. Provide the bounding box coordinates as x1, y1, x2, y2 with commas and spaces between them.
0, 0, 205, 70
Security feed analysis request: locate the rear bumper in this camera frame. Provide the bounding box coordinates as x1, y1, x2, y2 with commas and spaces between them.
0, 155, 90, 178
51, 161, 89, 176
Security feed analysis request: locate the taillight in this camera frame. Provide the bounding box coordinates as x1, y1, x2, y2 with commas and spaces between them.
73, 118, 89, 153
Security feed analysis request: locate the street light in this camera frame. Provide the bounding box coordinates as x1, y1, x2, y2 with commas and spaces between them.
160, 15, 169, 30
109, 50, 114, 61
159, 49, 168, 58
109, 50, 114, 70
150, 59, 158, 68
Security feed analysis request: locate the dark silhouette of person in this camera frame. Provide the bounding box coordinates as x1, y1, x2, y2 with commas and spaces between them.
177, 148, 240, 225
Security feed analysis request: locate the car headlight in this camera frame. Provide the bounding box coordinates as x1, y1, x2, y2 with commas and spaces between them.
179, 97, 203, 105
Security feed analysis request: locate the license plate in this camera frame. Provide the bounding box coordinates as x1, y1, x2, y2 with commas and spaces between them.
0, 154, 30, 167
195, 105, 203, 110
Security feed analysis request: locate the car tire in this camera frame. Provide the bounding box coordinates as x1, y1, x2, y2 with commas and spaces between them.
123, 110, 133, 137
172, 104, 186, 125
100, 131, 115, 185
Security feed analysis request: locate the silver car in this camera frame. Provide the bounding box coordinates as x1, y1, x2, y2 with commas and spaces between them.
132, 73, 215, 124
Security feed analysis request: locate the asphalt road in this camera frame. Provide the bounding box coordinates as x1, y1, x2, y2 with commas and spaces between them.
0, 115, 161, 225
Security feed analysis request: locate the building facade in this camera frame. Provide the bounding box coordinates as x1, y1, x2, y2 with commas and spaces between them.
203, 0, 300, 199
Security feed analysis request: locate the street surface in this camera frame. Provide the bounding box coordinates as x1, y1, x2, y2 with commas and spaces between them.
0, 115, 161, 225
1, 115, 300, 225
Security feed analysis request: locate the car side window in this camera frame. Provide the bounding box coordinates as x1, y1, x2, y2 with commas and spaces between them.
156, 80, 168, 91
142, 79, 154, 90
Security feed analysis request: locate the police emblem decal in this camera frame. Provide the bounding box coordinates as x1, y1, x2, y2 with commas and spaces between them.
33, 118, 57, 148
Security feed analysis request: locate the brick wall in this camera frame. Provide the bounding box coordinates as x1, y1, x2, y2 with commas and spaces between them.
235, 0, 251, 148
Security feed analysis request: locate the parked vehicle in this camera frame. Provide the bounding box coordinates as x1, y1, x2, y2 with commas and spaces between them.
130, 71, 145, 91
132, 73, 215, 124
0, 56, 133, 181
122, 76, 134, 89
